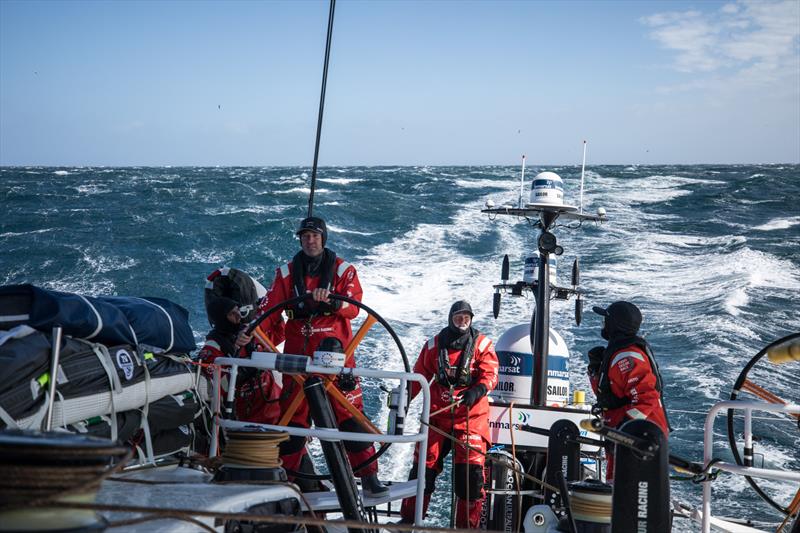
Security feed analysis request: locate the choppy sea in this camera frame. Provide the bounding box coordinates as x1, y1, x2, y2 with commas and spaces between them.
2, 164, 799, 530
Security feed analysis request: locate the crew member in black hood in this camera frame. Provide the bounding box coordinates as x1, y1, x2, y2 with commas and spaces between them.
400, 300, 499, 528
587, 300, 669, 482
206, 297, 245, 354
197, 297, 281, 427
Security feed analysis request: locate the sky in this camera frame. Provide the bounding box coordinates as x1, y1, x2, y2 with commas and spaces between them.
0, 0, 798, 166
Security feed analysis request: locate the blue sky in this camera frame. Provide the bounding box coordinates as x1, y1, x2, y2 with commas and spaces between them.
1, 0, 798, 166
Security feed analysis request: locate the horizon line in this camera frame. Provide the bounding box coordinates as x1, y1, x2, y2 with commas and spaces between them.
2, 162, 799, 169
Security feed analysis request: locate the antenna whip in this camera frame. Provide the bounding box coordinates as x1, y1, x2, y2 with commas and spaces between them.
579, 140, 587, 214
307, 0, 336, 218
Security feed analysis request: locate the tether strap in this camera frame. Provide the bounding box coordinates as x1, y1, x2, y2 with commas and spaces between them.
290, 250, 337, 318
436, 332, 476, 388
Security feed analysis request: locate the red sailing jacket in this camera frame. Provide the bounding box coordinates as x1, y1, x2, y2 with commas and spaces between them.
197, 338, 281, 424
259, 255, 362, 359
589, 343, 669, 435
410, 333, 499, 437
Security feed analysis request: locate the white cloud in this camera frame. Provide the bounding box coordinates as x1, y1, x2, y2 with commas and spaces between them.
641, 0, 799, 84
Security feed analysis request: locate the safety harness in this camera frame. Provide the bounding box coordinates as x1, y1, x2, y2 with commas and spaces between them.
287, 249, 337, 320
436, 329, 478, 388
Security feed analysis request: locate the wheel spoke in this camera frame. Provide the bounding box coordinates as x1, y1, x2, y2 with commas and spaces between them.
252, 325, 279, 352
345, 314, 377, 357
324, 381, 381, 434
727, 332, 800, 515
741, 379, 800, 421
278, 376, 307, 426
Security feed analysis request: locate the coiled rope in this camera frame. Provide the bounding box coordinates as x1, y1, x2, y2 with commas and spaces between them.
0, 442, 132, 508
220, 430, 288, 468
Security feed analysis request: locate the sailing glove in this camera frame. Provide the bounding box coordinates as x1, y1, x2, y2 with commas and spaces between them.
317, 298, 342, 314
587, 346, 605, 375
459, 384, 487, 407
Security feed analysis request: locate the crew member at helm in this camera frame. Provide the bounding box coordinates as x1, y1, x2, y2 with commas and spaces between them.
259, 216, 387, 497
587, 301, 670, 482
197, 297, 280, 425
400, 300, 499, 528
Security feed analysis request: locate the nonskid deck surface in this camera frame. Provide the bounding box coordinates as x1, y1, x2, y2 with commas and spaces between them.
96, 464, 414, 532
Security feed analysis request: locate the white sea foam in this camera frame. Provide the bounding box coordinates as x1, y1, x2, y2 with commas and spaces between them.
373, 167, 404, 173
273, 187, 331, 195
454, 178, 518, 190
0, 228, 55, 238
724, 288, 749, 316
82, 252, 137, 274
204, 205, 285, 216
326, 224, 376, 236
75, 184, 111, 195
753, 216, 800, 231
317, 177, 364, 185
53, 170, 69, 176
169, 249, 231, 264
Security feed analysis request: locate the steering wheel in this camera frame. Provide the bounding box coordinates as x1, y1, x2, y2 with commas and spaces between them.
726, 331, 800, 515
244, 292, 411, 480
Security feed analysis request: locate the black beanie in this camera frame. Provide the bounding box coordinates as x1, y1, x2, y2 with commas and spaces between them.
296, 216, 328, 246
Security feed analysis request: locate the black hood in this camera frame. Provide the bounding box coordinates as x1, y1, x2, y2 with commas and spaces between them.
207, 297, 239, 335
447, 300, 474, 334
439, 300, 476, 351
593, 301, 642, 339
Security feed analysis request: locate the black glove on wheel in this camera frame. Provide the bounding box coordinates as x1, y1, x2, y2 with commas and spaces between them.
318, 298, 342, 314
459, 384, 488, 407
587, 345, 605, 376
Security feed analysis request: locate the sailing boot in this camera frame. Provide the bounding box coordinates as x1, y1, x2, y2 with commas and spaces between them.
400, 493, 431, 523
361, 473, 390, 498
455, 496, 485, 529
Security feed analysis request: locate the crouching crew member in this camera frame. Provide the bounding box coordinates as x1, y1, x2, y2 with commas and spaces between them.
400, 300, 499, 528
198, 297, 281, 425
587, 300, 670, 482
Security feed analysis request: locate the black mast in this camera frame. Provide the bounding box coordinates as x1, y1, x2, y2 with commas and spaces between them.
307, 0, 336, 218
530, 211, 559, 406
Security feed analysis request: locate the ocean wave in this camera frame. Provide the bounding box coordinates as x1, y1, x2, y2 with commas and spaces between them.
326, 224, 377, 236
273, 187, 332, 195
454, 178, 518, 190
753, 216, 800, 231
53, 170, 69, 176
204, 205, 284, 216
81, 252, 138, 274
168, 249, 231, 264
317, 177, 364, 185
75, 184, 112, 195
0, 228, 56, 238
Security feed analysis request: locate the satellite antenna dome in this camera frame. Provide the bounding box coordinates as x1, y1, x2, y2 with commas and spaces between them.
528, 171, 564, 206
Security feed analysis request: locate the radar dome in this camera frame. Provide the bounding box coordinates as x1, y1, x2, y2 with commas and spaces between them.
528, 171, 564, 206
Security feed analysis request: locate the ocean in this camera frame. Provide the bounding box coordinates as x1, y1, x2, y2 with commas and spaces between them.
2, 164, 799, 530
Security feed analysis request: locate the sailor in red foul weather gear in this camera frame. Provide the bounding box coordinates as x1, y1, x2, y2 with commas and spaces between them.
259, 216, 387, 496
587, 301, 670, 482
400, 300, 499, 528
197, 297, 281, 425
